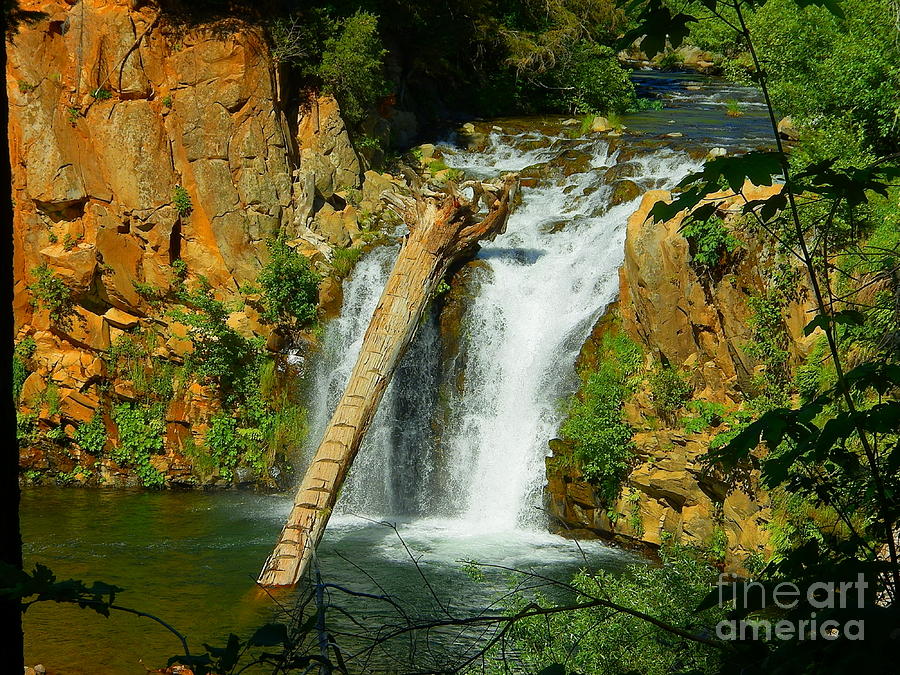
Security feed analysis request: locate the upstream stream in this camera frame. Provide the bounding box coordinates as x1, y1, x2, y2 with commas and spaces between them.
22, 73, 772, 673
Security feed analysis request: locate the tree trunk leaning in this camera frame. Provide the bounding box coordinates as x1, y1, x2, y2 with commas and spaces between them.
258, 174, 519, 587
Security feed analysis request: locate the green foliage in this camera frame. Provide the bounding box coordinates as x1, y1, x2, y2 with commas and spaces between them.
13, 337, 36, 401
649, 364, 693, 419
105, 330, 178, 404
173, 185, 192, 216
501, 543, 725, 675
561, 330, 642, 502
682, 400, 728, 434
132, 280, 163, 301
549, 42, 636, 114
43, 382, 60, 417
657, 50, 683, 70
745, 293, 790, 390
745, 0, 900, 161
46, 426, 68, 443
28, 264, 75, 328
204, 412, 260, 482
75, 415, 108, 455
257, 237, 320, 328
170, 278, 263, 404
724, 98, 743, 117
318, 12, 387, 125
202, 359, 308, 482
681, 216, 743, 271
90, 87, 111, 100
111, 403, 166, 488
17, 411, 39, 447
793, 337, 832, 401
705, 526, 728, 563
330, 246, 362, 278
626, 488, 644, 536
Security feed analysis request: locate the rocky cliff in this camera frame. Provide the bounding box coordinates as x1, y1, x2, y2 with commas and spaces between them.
546, 183, 817, 572
9, 0, 401, 487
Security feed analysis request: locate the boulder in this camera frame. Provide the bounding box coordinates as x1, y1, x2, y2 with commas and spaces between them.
591, 116, 612, 133
778, 116, 800, 141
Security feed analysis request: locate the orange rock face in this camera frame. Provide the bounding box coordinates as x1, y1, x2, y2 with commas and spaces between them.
546, 182, 816, 574
7, 0, 367, 487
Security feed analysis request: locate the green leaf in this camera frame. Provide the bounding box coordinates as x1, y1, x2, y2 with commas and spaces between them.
249, 622, 289, 647
205, 633, 242, 673
691, 152, 782, 193
742, 192, 787, 222
803, 310, 865, 336
843, 362, 900, 395
794, 0, 845, 19
538, 665, 568, 675
619, 1, 697, 58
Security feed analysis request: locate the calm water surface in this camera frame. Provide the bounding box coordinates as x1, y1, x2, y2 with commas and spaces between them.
22, 488, 633, 673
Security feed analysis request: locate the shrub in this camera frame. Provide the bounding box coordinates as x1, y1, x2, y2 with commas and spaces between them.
75, 415, 107, 455
258, 238, 320, 328
13, 337, 36, 401
649, 365, 693, 419
706, 526, 729, 563
28, 264, 75, 328
111, 403, 165, 488
502, 542, 726, 675
330, 247, 362, 278
681, 216, 742, 271
17, 411, 39, 447
132, 280, 163, 301
173, 185, 192, 216
204, 412, 262, 482
725, 98, 744, 117
318, 12, 388, 125
657, 50, 683, 70
682, 400, 728, 434
561, 330, 642, 502
170, 278, 263, 403
202, 359, 308, 482
793, 337, 830, 401
746, 293, 790, 386
90, 87, 111, 100
546, 41, 636, 114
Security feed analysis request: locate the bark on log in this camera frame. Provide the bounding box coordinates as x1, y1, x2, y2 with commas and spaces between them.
258, 174, 519, 587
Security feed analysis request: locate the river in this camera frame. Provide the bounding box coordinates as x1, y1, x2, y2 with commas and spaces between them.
22, 72, 772, 674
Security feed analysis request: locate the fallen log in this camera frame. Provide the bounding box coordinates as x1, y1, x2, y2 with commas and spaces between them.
258, 173, 519, 587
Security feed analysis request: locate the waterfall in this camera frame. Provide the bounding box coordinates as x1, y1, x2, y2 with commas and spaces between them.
307, 128, 700, 533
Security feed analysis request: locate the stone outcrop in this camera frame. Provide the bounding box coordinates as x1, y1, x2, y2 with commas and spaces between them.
7, 0, 391, 487
546, 183, 816, 573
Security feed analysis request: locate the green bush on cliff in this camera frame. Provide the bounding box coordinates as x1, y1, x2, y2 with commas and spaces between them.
204, 411, 265, 482
203, 360, 308, 482
258, 237, 320, 328
28, 264, 75, 328
562, 330, 642, 503
318, 11, 387, 125
111, 403, 166, 488
682, 216, 742, 271
75, 415, 107, 455
170, 278, 264, 404
13, 337, 36, 402
649, 365, 693, 420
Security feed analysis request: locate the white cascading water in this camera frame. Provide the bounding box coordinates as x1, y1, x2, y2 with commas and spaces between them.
308, 129, 700, 537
